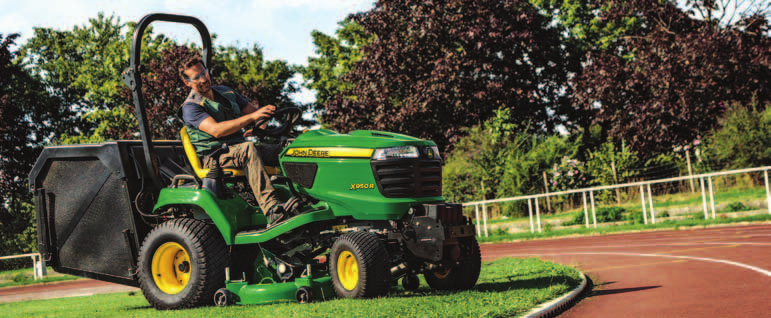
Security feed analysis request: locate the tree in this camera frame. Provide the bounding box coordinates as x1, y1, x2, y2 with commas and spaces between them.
707, 100, 771, 169
18, 13, 172, 142
529, 0, 643, 52
215, 45, 300, 119
1, 33, 67, 263
681, 0, 770, 31
573, 0, 770, 158
443, 108, 581, 216
302, 19, 374, 119
323, 0, 577, 152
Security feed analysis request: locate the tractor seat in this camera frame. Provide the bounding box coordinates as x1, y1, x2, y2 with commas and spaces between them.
180, 127, 279, 179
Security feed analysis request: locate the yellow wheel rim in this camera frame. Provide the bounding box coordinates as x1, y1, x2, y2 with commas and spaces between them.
433, 268, 451, 279
337, 251, 359, 291
151, 242, 191, 294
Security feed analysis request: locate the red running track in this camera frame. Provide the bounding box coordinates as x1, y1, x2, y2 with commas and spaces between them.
481, 224, 771, 317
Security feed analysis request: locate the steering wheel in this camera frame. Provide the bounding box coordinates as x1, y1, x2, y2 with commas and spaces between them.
249, 107, 303, 138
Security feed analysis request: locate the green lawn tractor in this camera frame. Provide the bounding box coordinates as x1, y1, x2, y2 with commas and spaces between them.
28, 13, 480, 310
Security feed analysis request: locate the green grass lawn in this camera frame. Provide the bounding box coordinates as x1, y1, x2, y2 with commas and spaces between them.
0, 267, 80, 288
0, 257, 581, 318
472, 185, 770, 227
477, 213, 771, 243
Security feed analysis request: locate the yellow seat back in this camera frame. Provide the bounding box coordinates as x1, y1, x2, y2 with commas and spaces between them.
180, 126, 246, 178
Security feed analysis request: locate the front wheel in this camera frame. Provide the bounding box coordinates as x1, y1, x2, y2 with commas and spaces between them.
424, 238, 481, 291
137, 219, 228, 309
329, 231, 390, 298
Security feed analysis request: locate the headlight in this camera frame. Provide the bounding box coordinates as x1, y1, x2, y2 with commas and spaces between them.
372, 146, 420, 160
424, 146, 441, 160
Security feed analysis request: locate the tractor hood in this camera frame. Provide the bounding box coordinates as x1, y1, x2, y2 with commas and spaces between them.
285, 129, 437, 156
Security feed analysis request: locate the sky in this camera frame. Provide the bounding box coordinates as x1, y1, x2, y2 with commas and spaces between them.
0, 0, 375, 66
0, 0, 376, 103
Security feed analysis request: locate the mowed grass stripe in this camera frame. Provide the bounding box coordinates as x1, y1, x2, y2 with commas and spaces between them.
0, 257, 581, 318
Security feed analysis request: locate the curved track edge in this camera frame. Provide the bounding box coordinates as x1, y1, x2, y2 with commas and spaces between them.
522, 272, 589, 318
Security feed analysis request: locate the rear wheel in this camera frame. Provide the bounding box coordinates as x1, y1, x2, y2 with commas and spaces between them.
424, 238, 481, 291
329, 232, 390, 298
137, 219, 228, 309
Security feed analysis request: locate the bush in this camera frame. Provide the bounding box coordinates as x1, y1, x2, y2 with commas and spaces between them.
706, 100, 771, 170
562, 207, 627, 226
596, 207, 626, 223
658, 211, 671, 218
723, 201, 752, 212
562, 212, 586, 226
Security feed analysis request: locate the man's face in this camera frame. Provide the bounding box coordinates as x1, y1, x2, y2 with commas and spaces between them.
183, 63, 212, 95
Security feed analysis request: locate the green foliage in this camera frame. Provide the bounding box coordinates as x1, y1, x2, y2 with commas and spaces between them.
529, 0, 643, 52
626, 210, 645, 224
562, 206, 627, 226
562, 211, 586, 226
18, 13, 170, 112
1, 33, 61, 267
444, 108, 580, 216
59, 107, 138, 144
723, 202, 752, 212
584, 136, 639, 202
707, 101, 771, 170
216, 45, 299, 111
658, 211, 670, 218
302, 19, 374, 118
596, 206, 626, 223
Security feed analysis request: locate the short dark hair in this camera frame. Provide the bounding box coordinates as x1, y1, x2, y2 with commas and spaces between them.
179, 56, 204, 81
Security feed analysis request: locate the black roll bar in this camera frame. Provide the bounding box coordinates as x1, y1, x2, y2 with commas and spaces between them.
122, 13, 212, 193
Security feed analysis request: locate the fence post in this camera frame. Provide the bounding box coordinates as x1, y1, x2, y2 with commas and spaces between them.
647, 184, 656, 224
543, 171, 551, 212
687, 149, 696, 192
528, 199, 535, 233
700, 177, 709, 220
475, 204, 481, 237
589, 191, 597, 229
640, 185, 648, 224
31, 254, 45, 280
612, 161, 621, 204
535, 198, 542, 233
708, 177, 716, 219
583, 192, 590, 228
482, 204, 489, 237
765, 169, 771, 215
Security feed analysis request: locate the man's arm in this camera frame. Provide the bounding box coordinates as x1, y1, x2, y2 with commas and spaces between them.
198, 105, 275, 138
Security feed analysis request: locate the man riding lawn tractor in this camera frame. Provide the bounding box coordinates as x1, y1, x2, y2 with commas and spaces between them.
28, 13, 481, 309
178, 56, 295, 226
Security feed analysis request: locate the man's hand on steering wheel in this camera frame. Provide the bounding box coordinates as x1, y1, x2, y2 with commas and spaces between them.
244, 106, 302, 138
244, 105, 276, 137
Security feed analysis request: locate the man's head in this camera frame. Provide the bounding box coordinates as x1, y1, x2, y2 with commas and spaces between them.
180, 56, 212, 95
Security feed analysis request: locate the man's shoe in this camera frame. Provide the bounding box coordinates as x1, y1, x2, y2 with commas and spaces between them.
266, 205, 286, 226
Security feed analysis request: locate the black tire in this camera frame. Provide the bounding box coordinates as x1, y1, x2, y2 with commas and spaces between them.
137, 218, 228, 310
214, 288, 232, 307
424, 238, 481, 291
329, 231, 390, 298
295, 286, 313, 304
402, 274, 420, 291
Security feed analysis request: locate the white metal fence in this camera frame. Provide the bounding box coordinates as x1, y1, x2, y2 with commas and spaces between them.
0, 253, 46, 280
463, 166, 771, 237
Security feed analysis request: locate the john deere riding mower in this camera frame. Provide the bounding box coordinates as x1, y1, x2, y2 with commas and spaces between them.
28, 13, 480, 309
